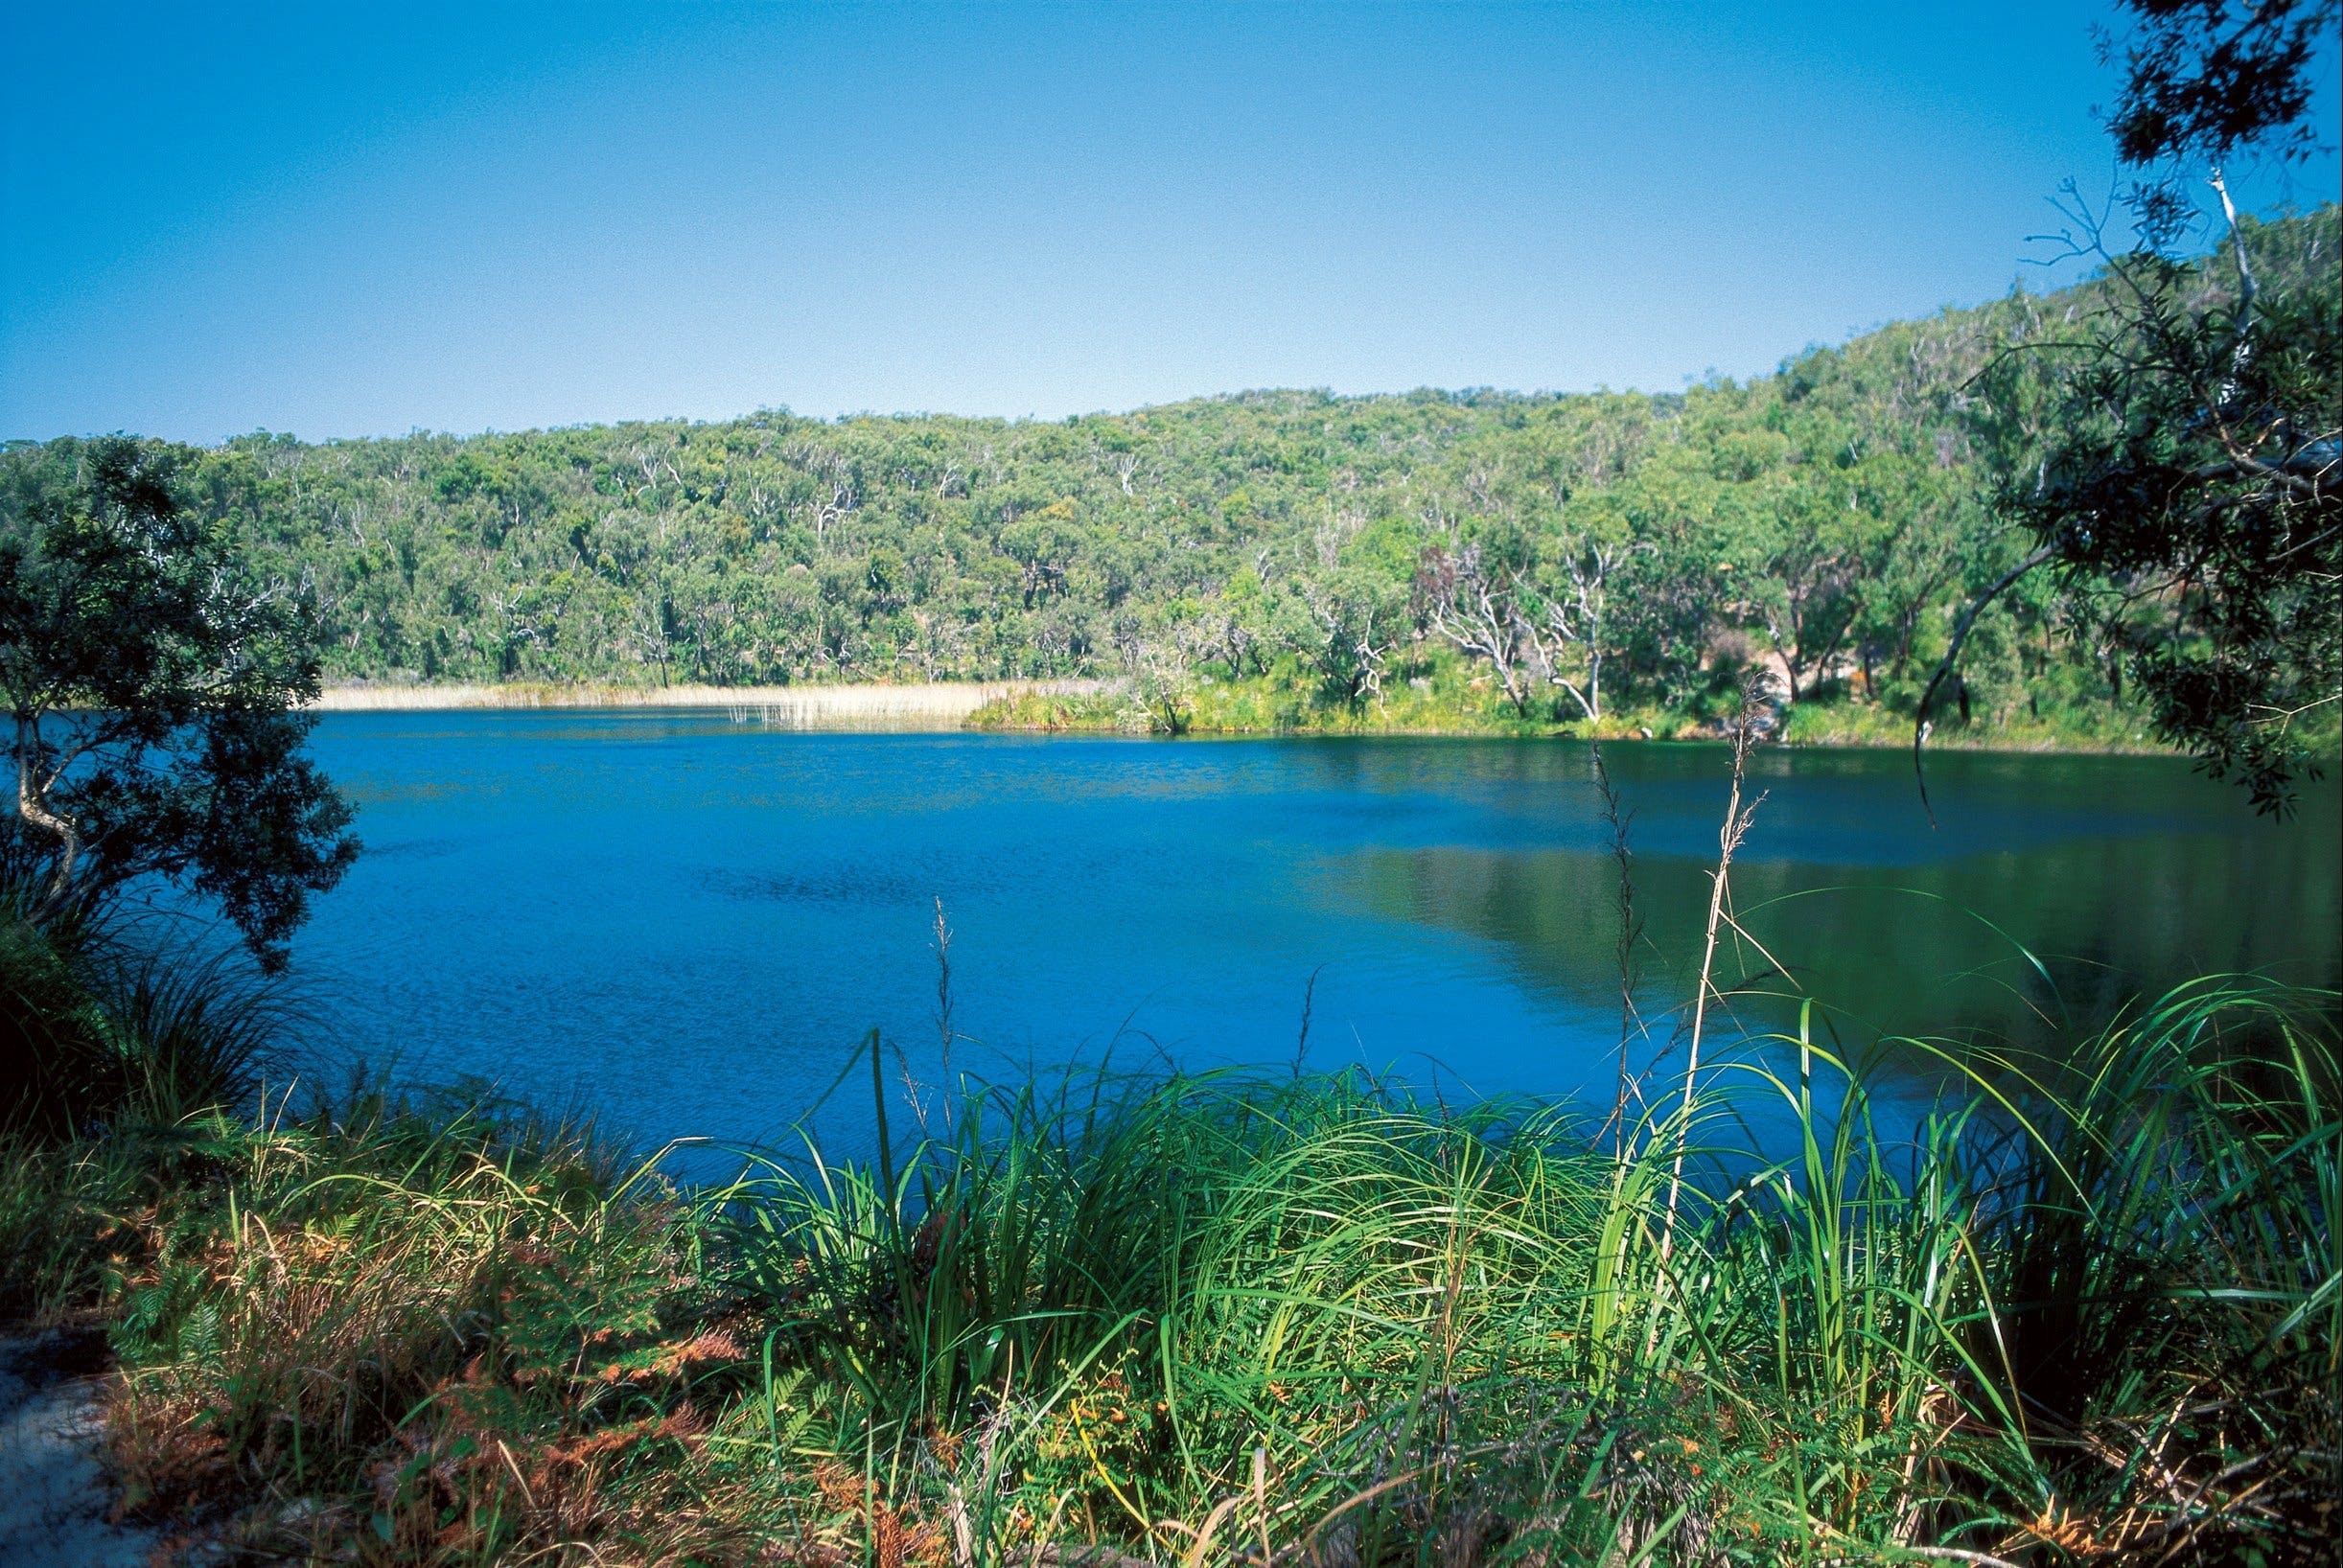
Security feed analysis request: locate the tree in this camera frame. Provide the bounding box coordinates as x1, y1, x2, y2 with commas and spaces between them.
1113, 599, 1220, 734
1752, 504, 1850, 700
1927, 0, 2341, 814
1418, 536, 1544, 717
1, 437, 359, 970
1846, 464, 1984, 701
1533, 531, 1630, 721
1269, 521, 1409, 711
1276, 563, 1402, 709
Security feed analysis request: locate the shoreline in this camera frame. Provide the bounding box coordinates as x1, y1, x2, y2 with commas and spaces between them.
304, 679, 2187, 756
5, 982, 2324, 1564
976, 723, 2177, 756
975, 721, 2178, 757
306, 678, 1106, 727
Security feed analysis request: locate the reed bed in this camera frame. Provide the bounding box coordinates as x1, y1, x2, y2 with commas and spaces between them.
307, 679, 1106, 726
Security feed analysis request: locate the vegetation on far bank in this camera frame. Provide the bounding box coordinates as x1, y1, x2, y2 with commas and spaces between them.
287, 665, 2190, 752
304, 677, 1095, 721
962, 651, 2183, 754
0, 209, 2327, 766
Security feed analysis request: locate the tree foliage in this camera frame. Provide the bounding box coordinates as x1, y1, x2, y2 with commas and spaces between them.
1942, 0, 2341, 811
0, 437, 359, 969
4, 213, 2333, 760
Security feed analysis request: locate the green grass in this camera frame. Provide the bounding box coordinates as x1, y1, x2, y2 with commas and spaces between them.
966, 659, 2185, 756
3, 883, 294, 1141
4, 955, 2334, 1565
1774, 699, 2163, 753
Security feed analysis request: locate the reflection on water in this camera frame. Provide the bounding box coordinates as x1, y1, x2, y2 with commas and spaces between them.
295, 714, 2340, 1157
1352, 812, 2339, 1049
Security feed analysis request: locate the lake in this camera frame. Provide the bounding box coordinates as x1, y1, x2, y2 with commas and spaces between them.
290, 712, 2342, 1158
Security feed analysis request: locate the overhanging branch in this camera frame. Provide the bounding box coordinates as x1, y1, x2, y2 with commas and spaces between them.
1913, 543, 2058, 827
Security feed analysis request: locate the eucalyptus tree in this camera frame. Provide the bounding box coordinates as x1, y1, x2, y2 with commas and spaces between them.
1417, 525, 1546, 717
1535, 528, 1634, 721
1417, 519, 1630, 721
1272, 541, 1408, 710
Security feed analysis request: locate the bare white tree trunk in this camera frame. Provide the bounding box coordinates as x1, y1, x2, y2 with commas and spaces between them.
1537, 540, 1625, 721
1425, 543, 1535, 714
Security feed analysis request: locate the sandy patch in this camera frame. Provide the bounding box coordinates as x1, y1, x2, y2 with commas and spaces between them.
0, 1328, 155, 1568
308, 678, 1106, 727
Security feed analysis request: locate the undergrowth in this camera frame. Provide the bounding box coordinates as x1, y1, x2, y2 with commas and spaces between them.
964, 664, 2173, 754
2, 975, 2334, 1565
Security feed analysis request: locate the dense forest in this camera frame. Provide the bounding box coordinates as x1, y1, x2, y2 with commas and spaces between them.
10, 207, 2336, 741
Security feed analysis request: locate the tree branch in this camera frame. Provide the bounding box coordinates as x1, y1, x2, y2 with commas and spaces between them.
1913, 543, 2057, 826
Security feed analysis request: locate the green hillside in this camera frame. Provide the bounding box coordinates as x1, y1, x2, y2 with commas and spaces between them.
14, 207, 2336, 742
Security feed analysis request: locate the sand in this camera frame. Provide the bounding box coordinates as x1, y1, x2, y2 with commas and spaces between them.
307, 678, 1107, 728
0, 1329, 155, 1568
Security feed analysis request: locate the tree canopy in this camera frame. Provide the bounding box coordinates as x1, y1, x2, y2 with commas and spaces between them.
1, 436, 359, 969
1929, 0, 2341, 812
4, 210, 2333, 770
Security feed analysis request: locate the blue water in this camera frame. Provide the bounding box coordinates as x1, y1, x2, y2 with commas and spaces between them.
288, 712, 2341, 1158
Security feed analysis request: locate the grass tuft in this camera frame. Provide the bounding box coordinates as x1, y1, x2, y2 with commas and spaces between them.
2, 977, 2333, 1563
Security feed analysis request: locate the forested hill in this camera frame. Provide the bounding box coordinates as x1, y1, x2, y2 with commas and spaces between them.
16, 207, 2337, 734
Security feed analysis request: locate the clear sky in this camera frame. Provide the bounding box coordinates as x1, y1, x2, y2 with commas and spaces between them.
4, 1, 2335, 445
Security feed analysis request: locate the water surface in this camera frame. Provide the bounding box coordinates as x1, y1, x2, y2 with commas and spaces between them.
293, 714, 2341, 1154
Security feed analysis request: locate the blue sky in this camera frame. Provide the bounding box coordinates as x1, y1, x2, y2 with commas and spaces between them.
4, 2, 2335, 444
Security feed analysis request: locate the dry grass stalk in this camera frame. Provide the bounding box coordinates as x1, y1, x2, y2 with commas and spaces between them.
1657, 670, 1770, 1267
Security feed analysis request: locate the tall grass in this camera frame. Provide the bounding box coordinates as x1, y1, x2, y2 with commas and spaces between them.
2, 827, 2333, 1563
2, 882, 290, 1138
644, 964, 2325, 1564
308, 678, 1106, 726
3, 976, 2330, 1563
